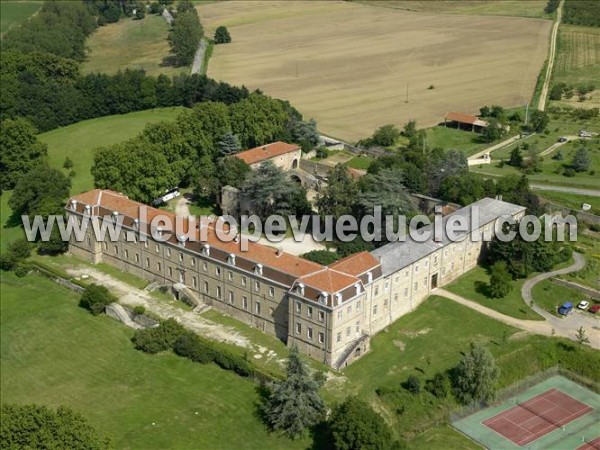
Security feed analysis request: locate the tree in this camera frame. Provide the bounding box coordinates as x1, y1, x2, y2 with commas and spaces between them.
315, 164, 358, 218
571, 147, 590, 172
263, 347, 326, 438
9, 165, 71, 217
453, 344, 500, 404
0, 118, 48, 189
300, 250, 339, 265
370, 124, 400, 147
488, 261, 512, 298
328, 397, 396, 450
135, 4, 145, 19
218, 131, 241, 156
216, 157, 250, 189
402, 119, 417, 139
575, 326, 590, 346
214, 25, 231, 44
530, 110, 549, 133
290, 118, 319, 152
405, 375, 421, 394
239, 161, 301, 219
1, 403, 109, 450
79, 284, 117, 315
428, 149, 468, 195
168, 10, 203, 66
358, 167, 413, 217
482, 118, 505, 143
508, 146, 523, 168
438, 173, 486, 205
426, 372, 451, 398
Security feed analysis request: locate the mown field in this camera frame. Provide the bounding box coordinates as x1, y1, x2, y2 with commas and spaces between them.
0, 0, 41, 35
0, 272, 306, 450
553, 25, 600, 87
358, 1, 552, 19
200, 0, 551, 141
38, 107, 185, 195
82, 14, 188, 76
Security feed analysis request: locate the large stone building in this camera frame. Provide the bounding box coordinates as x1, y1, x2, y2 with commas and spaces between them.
67, 190, 525, 368
234, 141, 301, 171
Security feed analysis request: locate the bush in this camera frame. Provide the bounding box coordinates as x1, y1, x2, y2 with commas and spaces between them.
214, 25, 231, 44
79, 284, 117, 315
300, 250, 340, 265
405, 375, 421, 394
14, 263, 30, 278
132, 318, 186, 353
133, 305, 146, 316
173, 332, 214, 363
564, 168, 576, 177
426, 372, 451, 398
63, 156, 74, 169
212, 349, 251, 376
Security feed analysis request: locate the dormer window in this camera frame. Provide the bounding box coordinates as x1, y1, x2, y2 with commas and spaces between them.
228, 253, 236, 266
133, 218, 139, 228
70, 200, 77, 210
354, 282, 361, 296
366, 271, 373, 284
177, 235, 186, 247
297, 282, 305, 296
203, 244, 210, 256
112, 211, 119, 222
255, 263, 263, 276
335, 293, 342, 306
319, 291, 328, 305
84, 204, 91, 215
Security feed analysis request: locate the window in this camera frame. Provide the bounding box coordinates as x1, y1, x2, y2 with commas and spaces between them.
346, 327, 351, 337
228, 290, 234, 304
307, 306, 313, 318
318, 332, 324, 344
374, 286, 379, 296
241, 276, 247, 287
414, 282, 418, 290
425, 260, 429, 268
296, 323, 302, 335
337, 311, 342, 321
423, 276, 427, 287
394, 293, 399, 302
242, 296, 248, 310
296, 302, 302, 313
434, 255, 438, 265
216, 286, 222, 298
215, 267, 221, 276
307, 327, 313, 340
144, 240, 148, 249
404, 287, 409, 297
269, 287, 275, 297
254, 281, 261, 292
318, 311, 325, 322
168, 267, 173, 277
373, 305, 378, 315
203, 261, 208, 271
157, 262, 162, 271
228, 271, 233, 281
204, 281, 209, 293
167, 248, 171, 257
255, 301, 261, 315
191, 258, 195, 267
384, 298, 388, 307
347, 305, 352, 315
124, 249, 129, 259
406, 270, 410, 278
356, 300, 361, 310
336, 332, 341, 343
145, 258, 150, 268
114, 245, 119, 255
192, 276, 197, 288
384, 280, 389, 291
415, 263, 419, 273
155, 244, 160, 253
135, 253, 139, 263
356, 321, 360, 333
269, 307, 274, 317
179, 252, 184, 262
86, 236, 91, 246
451, 262, 455, 271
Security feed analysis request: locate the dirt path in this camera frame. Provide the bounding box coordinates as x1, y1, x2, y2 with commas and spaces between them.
538, 135, 577, 157
538, 0, 564, 111
175, 195, 191, 217
468, 133, 535, 161
530, 184, 600, 197
191, 38, 207, 75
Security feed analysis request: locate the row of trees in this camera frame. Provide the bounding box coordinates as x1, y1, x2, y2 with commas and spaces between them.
91, 95, 317, 204
168, 0, 204, 66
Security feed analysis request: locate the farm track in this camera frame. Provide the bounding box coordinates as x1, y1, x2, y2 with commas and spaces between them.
538, 0, 563, 111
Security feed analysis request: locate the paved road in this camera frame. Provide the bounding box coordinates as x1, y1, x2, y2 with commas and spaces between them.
435, 253, 599, 349
538, 0, 564, 111
530, 184, 600, 197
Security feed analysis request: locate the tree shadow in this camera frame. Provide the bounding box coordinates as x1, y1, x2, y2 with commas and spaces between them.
309, 421, 334, 450
474, 280, 491, 298
160, 55, 178, 68
4, 209, 23, 229
253, 384, 271, 426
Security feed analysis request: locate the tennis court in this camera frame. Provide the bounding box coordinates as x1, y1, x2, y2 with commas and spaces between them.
453, 376, 600, 449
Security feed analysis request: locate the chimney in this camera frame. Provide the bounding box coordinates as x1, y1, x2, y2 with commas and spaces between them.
276, 246, 283, 257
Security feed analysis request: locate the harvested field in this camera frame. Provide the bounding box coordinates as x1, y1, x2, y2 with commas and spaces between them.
200, 1, 551, 141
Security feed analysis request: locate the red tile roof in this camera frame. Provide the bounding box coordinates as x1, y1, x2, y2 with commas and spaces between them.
68, 189, 362, 297
234, 141, 300, 165
328, 251, 380, 277
445, 112, 478, 125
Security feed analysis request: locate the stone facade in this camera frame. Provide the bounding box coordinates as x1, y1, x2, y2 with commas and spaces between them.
67, 190, 525, 369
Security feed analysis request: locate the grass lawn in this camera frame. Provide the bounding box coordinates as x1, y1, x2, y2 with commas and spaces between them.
568, 234, 600, 291
445, 266, 543, 321
0, 272, 307, 450
0, 192, 24, 252
0, 1, 41, 35
38, 107, 185, 195
531, 279, 589, 315
425, 126, 507, 157
346, 155, 373, 170
537, 190, 600, 215
82, 14, 188, 76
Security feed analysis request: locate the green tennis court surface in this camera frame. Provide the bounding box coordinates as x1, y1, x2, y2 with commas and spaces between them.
453, 376, 600, 449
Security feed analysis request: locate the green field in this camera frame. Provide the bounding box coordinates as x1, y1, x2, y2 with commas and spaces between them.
553, 25, 600, 86
0, 192, 24, 252
445, 266, 543, 321
83, 14, 188, 76
0, 1, 41, 35
0, 272, 306, 450
425, 125, 508, 157
359, 1, 552, 19
532, 278, 589, 315
38, 107, 185, 195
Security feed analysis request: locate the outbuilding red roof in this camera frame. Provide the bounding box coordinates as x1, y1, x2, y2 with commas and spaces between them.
235, 141, 300, 165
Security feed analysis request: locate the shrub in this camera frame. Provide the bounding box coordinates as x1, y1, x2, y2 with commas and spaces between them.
133, 305, 146, 316
214, 25, 231, 44
173, 332, 214, 363
212, 349, 251, 376
14, 263, 30, 278
132, 318, 186, 353
426, 372, 451, 398
63, 156, 74, 169
79, 284, 117, 315
405, 375, 421, 394
7, 239, 32, 261
564, 168, 576, 177
300, 249, 339, 265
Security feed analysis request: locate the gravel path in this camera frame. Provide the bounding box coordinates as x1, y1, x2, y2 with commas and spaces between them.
191, 38, 207, 75
538, 0, 564, 111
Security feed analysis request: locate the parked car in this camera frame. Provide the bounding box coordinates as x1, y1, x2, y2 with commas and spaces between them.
558, 302, 573, 316
579, 130, 592, 138
558, 136, 568, 143
577, 300, 590, 310
589, 305, 600, 314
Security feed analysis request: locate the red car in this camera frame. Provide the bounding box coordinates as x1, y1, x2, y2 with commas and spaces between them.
589, 305, 600, 314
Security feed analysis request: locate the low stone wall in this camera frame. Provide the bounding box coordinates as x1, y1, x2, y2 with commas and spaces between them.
544, 202, 600, 225
32, 265, 86, 294
551, 278, 600, 300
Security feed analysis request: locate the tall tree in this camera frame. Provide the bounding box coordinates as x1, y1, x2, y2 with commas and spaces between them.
438, 173, 486, 205
168, 10, 203, 66
358, 167, 413, 217
214, 25, 232, 44
328, 397, 396, 450
315, 164, 358, 218
488, 261, 512, 298
217, 131, 241, 156
290, 118, 319, 152
216, 157, 250, 188
263, 347, 326, 438
0, 118, 48, 189
453, 344, 500, 404
9, 165, 71, 217
571, 147, 590, 172
530, 110, 549, 133
508, 146, 523, 168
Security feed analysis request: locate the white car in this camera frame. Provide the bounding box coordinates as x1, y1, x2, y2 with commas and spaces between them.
577, 300, 590, 310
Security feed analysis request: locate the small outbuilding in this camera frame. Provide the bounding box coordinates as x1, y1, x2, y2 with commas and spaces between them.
444, 112, 488, 132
